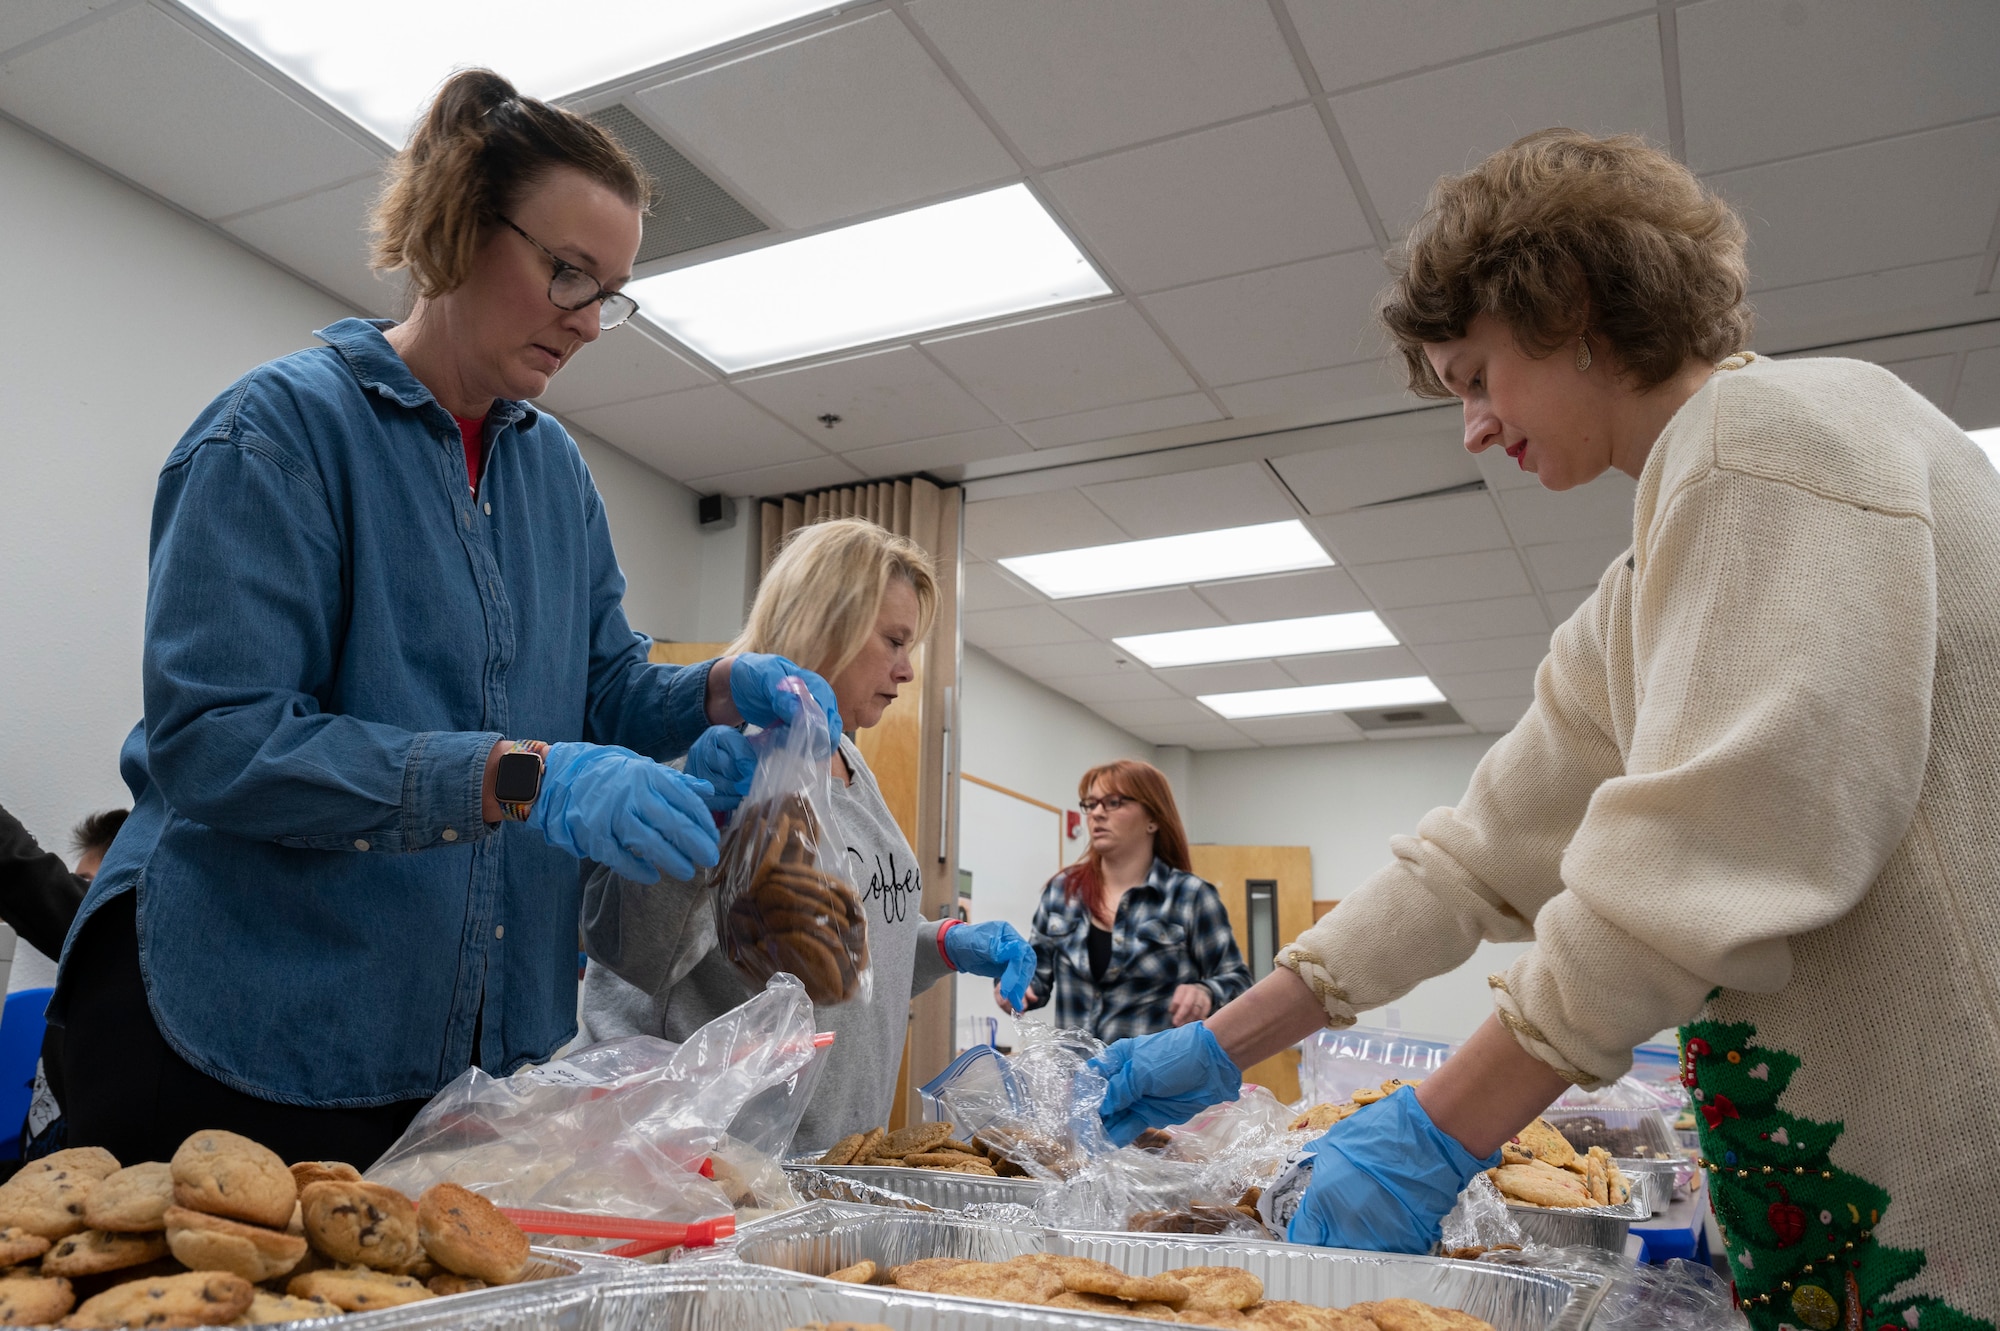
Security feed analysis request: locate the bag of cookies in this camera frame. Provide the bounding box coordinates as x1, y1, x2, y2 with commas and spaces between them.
712, 681, 872, 1006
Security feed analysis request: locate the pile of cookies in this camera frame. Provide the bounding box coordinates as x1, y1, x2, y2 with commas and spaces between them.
1487, 1119, 1632, 1210
719, 792, 870, 1005
0, 1130, 533, 1326
815, 1123, 1028, 1178
1286, 1078, 1420, 1135
824, 1253, 1496, 1331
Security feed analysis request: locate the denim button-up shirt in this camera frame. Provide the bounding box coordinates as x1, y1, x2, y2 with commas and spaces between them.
57, 318, 711, 1108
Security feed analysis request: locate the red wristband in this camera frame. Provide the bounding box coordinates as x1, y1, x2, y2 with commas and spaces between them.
936, 919, 962, 971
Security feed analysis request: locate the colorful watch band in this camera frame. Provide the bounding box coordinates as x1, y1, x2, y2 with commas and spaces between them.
498, 740, 550, 822
936, 918, 962, 971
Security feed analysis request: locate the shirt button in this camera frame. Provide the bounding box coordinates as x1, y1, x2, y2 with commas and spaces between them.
484, 502, 492, 515
441, 828, 458, 842
353, 839, 370, 851
494, 925, 505, 940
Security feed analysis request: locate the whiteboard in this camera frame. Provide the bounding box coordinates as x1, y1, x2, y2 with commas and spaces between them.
954, 779, 1065, 1050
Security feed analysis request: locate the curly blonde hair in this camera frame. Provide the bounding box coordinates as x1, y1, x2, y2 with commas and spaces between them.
1379, 129, 1751, 395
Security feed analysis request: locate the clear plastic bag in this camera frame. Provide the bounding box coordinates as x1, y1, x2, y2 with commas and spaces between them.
918, 1023, 1111, 1180
713, 681, 872, 1007
367, 975, 825, 1235
1299, 1025, 1458, 1105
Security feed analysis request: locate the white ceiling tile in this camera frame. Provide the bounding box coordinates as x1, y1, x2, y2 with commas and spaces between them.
964, 605, 1095, 648
1493, 470, 1636, 545
1226, 712, 1365, 746
1434, 668, 1541, 701
1287, 0, 1650, 92
1278, 645, 1427, 686
1141, 251, 1388, 385
1269, 432, 1482, 513
1677, 0, 2000, 173
1057, 588, 1226, 638
1879, 354, 1959, 413
1310, 491, 1510, 564
1954, 346, 2000, 430
1090, 698, 1219, 730
1215, 358, 1425, 424
1543, 586, 1597, 622
843, 427, 1032, 480
1455, 695, 1535, 732
922, 303, 1198, 422
1042, 106, 1371, 293
963, 562, 1042, 612
1195, 568, 1372, 621
1080, 462, 1297, 538
0, 6, 381, 220
1347, 550, 1532, 608
1156, 660, 1299, 697
1039, 670, 1183, 704
904, 0, 1305, 166
632, 12, 1016, 230
963, 489, 1130, 558
570, 384, 819, 482
1415, 634, 1551, 676
1523, 535, 1630, 592
534, 323, 712, 416
1709, 119, 2000, 292
0, 0, 123, 57
1015, 394, 1221, 449
1749, 256, 1997, 353
1332, 17, 1668, 231
982, 640, 1133, 678
221, 176, 400, 315
685, 453, 866, 500
1130, 719, 1258, 751
736, 346, 996, 449
1380, 596, 1551, 646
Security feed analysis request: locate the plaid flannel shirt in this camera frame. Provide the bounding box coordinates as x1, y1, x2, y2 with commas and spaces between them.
1022, 858, 1251, 1043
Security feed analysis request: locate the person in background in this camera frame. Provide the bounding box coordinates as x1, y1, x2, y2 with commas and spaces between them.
1010, 760, 1249, 1044
52, 69, 841, 1168
0, 804, 92, 976
1089, 130, 1999, 1325
580, 519, 1037, 1152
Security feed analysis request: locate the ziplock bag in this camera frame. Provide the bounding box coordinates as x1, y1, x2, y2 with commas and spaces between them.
714, 680, 872, 1006
917, 1023, 1112, 1180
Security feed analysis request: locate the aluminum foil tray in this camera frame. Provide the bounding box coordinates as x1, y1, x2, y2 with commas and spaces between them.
726, 1201, 1582, 1331
1503, 1190, 1649, 1252
785, 1160, 1046, 1211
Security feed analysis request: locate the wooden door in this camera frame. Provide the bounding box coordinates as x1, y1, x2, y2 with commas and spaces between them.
1187, 845, 1313, 1103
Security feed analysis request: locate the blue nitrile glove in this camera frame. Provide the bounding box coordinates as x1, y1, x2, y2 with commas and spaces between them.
942, 921, 1037, 1012
527, 742, 720, 885
728, 653, 843, 753
1286, 1085, 1500, 1253
685, 726, 756, 813
1089, 1023, 1242, 1146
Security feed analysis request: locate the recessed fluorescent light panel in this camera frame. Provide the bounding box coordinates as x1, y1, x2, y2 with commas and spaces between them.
181, 1, 840, 143
1115, 612, 1396, 669
1971, 426, 2000, 470
1201, 676, 1445, 720
999, 521, 1332, 601
625, 185, 1110, 371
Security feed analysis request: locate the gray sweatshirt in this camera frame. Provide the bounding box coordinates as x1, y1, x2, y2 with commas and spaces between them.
580, 738, 952, 1154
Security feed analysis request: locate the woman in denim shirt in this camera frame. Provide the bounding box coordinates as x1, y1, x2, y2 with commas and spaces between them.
51, 71, 835, 1166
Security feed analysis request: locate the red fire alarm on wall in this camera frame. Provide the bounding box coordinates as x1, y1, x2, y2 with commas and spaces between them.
1066, 810, 1083, 841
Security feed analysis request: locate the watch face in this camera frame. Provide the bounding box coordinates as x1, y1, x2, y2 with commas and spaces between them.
494, 750, 543, 804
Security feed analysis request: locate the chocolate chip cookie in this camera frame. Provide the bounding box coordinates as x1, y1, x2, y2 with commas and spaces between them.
300, 1180, 421, 1272
83, 1162, 175, 1235
415, 1183, 528, 1285
164, 1205, 308, 1282
63, 1270, 253, 1329
171, 1130, 296, 1228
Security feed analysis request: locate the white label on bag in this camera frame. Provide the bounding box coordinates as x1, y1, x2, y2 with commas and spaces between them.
520, 1058, 603, 1087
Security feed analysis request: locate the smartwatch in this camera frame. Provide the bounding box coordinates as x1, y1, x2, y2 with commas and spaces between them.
494, 740, 549, 821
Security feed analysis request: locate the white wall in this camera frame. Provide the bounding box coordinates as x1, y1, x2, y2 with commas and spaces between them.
0, 118, 717, 980
957, 647, 1156, 814
1187, 735, 1519, 1042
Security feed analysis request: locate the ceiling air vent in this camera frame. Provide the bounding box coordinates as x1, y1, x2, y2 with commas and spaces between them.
587, 105, 766, 266
1346, 703, 1465, 732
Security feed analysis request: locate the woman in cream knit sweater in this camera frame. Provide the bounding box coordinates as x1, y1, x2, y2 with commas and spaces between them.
1093, 130, 1998, 1329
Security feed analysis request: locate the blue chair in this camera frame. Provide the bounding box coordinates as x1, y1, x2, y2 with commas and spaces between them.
0, 988, 53, 1163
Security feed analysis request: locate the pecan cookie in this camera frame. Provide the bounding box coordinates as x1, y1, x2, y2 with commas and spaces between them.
300, 1181, 421, 1272
84, 1162, 175, 1235
0, 1275, 72, 1326
64, 1270, 253, 1329
415, 1183, 527, 1285
172, 1131, 296, 1228
286, 1268, 434, 1311
41, 1227, 170, 1277
164, 1205, 309, 1282
0, 1147, 120, 1240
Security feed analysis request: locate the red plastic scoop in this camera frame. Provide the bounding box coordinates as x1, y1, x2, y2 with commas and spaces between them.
498, 1206, 736, 1256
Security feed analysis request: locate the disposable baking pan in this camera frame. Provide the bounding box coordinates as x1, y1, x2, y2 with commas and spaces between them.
726, 1201, 1584, 1331
785, 1159, 1047, 1211
1502, 1190, 1649, 1252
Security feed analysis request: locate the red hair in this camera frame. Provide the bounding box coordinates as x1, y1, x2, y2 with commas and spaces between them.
1064, 759, 1193, 918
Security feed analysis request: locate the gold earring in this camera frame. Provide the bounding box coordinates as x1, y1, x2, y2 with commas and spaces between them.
1575, 333, 1592, 372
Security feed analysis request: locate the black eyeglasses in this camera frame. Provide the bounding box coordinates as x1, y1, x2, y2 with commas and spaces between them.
1079, 795, 1137, 814
498, 215, 639, 331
